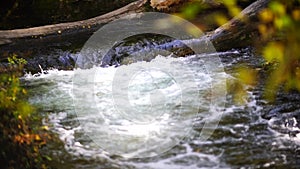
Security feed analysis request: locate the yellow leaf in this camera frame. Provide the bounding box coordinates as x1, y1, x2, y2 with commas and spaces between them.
35, 135, 41, 141
41, 125, 49, 131
214, 14, 228, 26
33, 146, 39, 152
222, 0, 236, 6
22, 89, 27, 94
293, 9, 300, 21
229, 6, 241, 17
259, 9, 274, 23
258, 24, 267, 34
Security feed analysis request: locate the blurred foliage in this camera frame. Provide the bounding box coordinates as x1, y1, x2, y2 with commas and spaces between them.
178, 0, 247, 30
180, 0, 300, 102
258, 0, 300, 100
0, 55, 50, 169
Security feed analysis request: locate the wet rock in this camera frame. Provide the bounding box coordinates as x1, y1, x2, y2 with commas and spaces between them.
24, 51, 77, 73
100, 35, 194, 67
261, 90, 300, 137
262, 91, 300, 119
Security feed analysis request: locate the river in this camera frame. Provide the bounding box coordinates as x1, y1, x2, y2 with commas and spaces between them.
22, 47, 300, 169
1, 1, 299, 168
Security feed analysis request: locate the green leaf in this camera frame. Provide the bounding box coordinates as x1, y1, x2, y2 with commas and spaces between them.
44, 155, 52, 161
269, 1, 286, 16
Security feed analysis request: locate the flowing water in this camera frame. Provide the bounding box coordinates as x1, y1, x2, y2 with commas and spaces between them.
21, 48, 300, 169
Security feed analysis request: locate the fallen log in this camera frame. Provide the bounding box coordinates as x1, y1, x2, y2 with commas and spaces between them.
0, 0, 148, 45
206, 0, 270, 50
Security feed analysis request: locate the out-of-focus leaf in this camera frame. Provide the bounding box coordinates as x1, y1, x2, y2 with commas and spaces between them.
263, 42, 284, 63
269, 1, 286, 16
292, 9, 300, 21
274, 15, 292, 30
259, 9, 274, 23
214, 14, 228, 26
237, 67, 257, 86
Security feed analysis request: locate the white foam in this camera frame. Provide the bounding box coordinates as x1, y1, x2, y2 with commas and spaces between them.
24, 54, 268, 168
